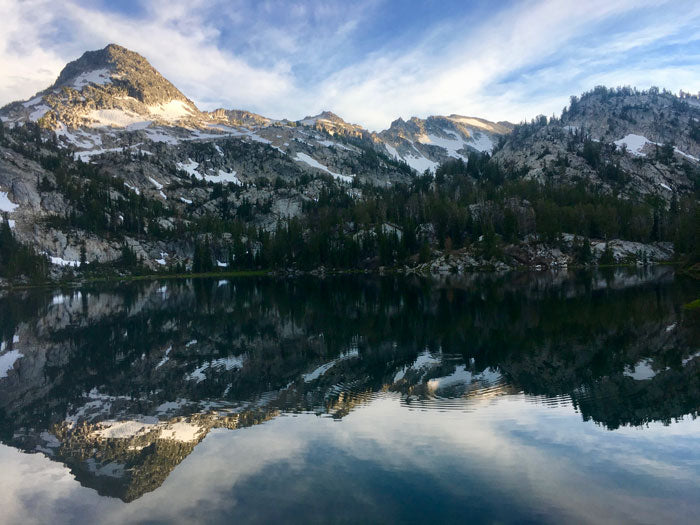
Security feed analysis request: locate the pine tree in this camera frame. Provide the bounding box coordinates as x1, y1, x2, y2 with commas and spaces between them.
599, 243, 616, 265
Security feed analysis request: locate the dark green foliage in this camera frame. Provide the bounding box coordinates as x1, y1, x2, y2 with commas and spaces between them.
655, 142, 675, 165
572, 236, 593, 264
1, 118, 698, 278
690, 119, 700, 143
120, 243, 138, 269
192, 238, 214, 273
599, 243, 616, 265
0, 217, 49, 282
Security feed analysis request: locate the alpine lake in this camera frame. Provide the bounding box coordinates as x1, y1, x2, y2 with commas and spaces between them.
0, 267, 698, 524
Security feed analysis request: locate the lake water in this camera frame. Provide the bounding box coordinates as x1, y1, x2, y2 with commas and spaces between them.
0, 268, 698, 524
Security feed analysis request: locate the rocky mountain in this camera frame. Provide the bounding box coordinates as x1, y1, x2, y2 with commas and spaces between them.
1, 44, 202, 134
206, 108, 272, 128
492, 86, 700, 200
378, 114, 513, 173
297, 110, 368, 138
0, 44, 511, 178
0, 45, 698, 279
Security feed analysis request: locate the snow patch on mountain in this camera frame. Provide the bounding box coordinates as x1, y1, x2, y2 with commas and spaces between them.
176, 159, 240, 185
0, 192, 19, 213
49, 256, 81, 267
86, 109, 151, 129
72, 68, 112, 90
124, 183, 140, 195
29, 105, 50, 122
302, 349, 359, 382
186, 356, 245, 383
614, 134, 652, 156
317, 139, 352, 151
294, 152, 353, 182
614, 133, 699, 162
403, 152, 438, 174
147, 100, 195, 121
22, 96, 43, 108
214, 170, 242, 185
467, 132, 494, 153
144, 129, 181, 144
0, 349, 23, 379
384, 144, 399, 159
418, 131, 467, 159
95, 420, 154, 439
177, 159, 200, 177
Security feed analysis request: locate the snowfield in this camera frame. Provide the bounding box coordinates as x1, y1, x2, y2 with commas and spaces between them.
29, 105, 50, 121
614, 133, 699, 162
72, 68, 112, 89
614, 134, 653, 156
403, 151, 439, 174
144, 129, 182, 144
95, 420, 154, 439
467, 132, 494, 153
49, 256, 81, 267
417, 131, 468, 159
213, 170, 242, 185
294, 152, 353, 182
302, 349, 358, 382
147, 100, 196, 121
86, 108, 151, 129
177, 159, 200, 177
0, 217, 16, 229
0, 192, 19, 213
176, 160, 241, 185
148, 176, 163, 190
22, 96, 43, 108
0, 349, 23, 379
384, 143, 399, 159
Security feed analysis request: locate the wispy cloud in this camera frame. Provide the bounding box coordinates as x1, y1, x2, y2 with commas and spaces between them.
1, 0, 699, 130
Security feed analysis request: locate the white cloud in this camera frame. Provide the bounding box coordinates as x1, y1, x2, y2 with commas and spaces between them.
312, 0, 700, 128
0, 0, 67, 106
0, 0, 294, 111
1, 0, 699, 130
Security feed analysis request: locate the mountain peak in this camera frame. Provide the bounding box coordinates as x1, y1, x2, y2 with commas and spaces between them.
300, 110, 346, 125
0, 43, 200, 131
51, 43, 190, 106
298, 110, 366, 138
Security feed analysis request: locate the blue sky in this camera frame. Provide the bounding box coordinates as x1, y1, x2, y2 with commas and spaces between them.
1, 0, 699, 130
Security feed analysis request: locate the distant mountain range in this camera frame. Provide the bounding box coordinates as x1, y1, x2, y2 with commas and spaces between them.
0, 44, 511, 174
0, 44, 698, 278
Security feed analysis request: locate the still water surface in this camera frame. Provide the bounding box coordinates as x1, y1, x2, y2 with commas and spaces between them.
0, 268, 698, 524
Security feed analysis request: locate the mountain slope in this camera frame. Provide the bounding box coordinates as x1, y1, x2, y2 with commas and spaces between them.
492, 86, 700, 201
378, 114, 513, 173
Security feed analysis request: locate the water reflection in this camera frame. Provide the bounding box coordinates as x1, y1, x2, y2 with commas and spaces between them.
0, 267, 698, 521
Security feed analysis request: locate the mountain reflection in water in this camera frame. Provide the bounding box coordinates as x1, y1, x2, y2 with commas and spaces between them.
0, 267, 698, 524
